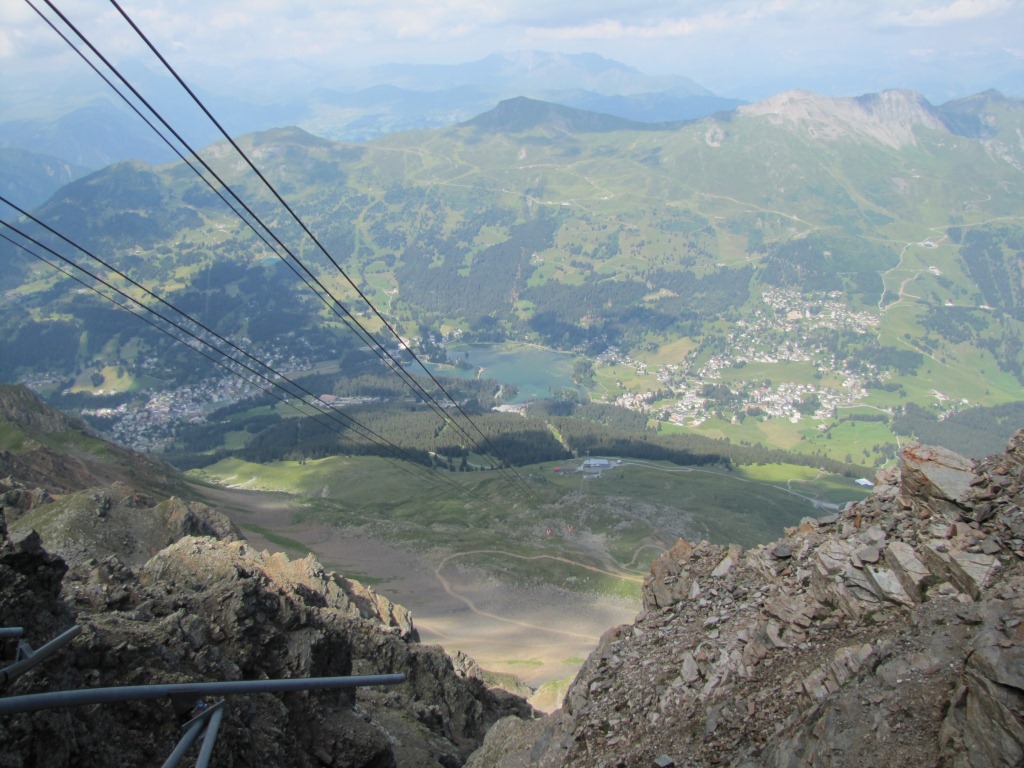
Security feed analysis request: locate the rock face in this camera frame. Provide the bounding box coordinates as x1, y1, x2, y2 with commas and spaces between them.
467, 434, 1024, 768
1, 508, 531, 767
0, 394, 237, 565
4, 479, 244, 567
737, 89, 946, 148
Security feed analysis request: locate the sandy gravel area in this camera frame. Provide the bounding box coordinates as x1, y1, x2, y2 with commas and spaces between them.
196, 484, 639, 707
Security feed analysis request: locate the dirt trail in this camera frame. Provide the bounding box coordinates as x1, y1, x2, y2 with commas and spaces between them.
192, 483, 639, 695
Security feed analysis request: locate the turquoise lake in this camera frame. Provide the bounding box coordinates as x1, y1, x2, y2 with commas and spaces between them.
430, 343, 584, 404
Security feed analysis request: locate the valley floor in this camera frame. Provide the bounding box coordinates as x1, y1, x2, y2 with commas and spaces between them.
194, 483, 639, 711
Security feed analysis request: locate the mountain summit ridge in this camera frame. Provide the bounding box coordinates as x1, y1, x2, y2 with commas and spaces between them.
462, 95, 677, 134
736, 87, 1024, 156
738, 88, 946, 147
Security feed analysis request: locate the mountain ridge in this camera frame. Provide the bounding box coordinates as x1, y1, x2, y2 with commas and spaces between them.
0, 385, 181, 500
1, 51, 738, 162
740, 88, 951, 147
3, 86, 1024, 472
462, 96, 682, 134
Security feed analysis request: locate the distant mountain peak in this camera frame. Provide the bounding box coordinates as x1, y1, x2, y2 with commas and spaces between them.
738, 88, 945, 147
937, 89, 1023, 141
463, 96, 663, 135
478, 51, 712, 97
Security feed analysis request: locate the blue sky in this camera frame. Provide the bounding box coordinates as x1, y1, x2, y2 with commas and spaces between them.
1, 0, 1022, 100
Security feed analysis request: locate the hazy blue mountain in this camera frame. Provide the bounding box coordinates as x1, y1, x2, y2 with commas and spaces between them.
0, 148, 90, 209
549, 89, 744, 123
0, 100, 176, 169
1, 51, 741, 160
936, 89, 1024, 146
217, 52, 742, 142
462, 96, 677, 134
269, 51, 714, 97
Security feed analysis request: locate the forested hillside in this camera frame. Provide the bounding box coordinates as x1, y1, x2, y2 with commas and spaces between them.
2, 89, 1023, 467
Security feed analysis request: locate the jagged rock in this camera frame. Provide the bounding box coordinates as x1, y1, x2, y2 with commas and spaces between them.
461, 711, 573, 768
857, 545, 881, 564
980, 537, 1003, 555
161, 496, 241, 545
642, 539, 701, 610
921, 542, 1000, 600
864, 563, 915, 606
901, 443, 975, 507
1, 517, 531, 767
765, 592, 817, 629
884, 541, 933, 602
0, 478, 52, 522
0, 510, 72, 642
939, 596, 1024, 767
711, 544, 743, 577
8, 484, 243, 568
680, 651, 701, 684
801, 642, 876, 700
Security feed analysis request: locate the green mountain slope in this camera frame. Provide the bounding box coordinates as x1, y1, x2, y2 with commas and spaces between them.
1, 89, 1022, 465
0, 384, 181, 496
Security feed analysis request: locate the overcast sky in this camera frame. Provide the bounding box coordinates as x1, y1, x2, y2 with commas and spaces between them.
1, 0, 1022, 101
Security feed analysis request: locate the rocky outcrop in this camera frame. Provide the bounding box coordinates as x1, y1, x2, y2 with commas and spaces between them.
5, 478, 243, 567
468, 433, 1024, 768
0, 526, 73, 648
1, 521, 531, 767
737, 89, 946, 148
0, 384, 82, 436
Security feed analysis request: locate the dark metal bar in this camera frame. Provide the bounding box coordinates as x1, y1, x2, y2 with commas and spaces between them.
0, 625, 82, 689
0, 629, 25, 639
193, 703, 224, 768
178, 698, 226, 732
161, 715, 208, 768
0, 673, 405, 715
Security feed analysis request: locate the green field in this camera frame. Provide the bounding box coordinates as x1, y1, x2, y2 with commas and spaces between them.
192, 452, 867, 596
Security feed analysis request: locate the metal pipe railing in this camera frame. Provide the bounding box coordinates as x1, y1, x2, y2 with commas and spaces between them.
161, 702, 224, 768
0, 625, 406, 767
193, 703, 224, 768
0, 625, 82, 689
0, 673, 406, 715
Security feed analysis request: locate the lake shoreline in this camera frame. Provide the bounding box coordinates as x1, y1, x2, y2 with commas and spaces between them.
426, 341, 586, 404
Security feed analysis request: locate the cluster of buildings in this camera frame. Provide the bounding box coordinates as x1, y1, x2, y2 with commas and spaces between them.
80, 375, 263, 452
75, 337, 317, 452
602, 290, 886, 427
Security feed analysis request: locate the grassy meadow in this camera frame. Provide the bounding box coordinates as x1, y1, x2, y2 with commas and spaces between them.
192, 451, 867, 600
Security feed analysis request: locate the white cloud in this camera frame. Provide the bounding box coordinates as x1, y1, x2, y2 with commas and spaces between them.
528, 18, 696, 41
877, 0, 1019, 28
0, 0, 1020, 99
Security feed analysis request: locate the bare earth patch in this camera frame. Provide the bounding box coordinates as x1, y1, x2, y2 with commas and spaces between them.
195, 484, 639, 710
